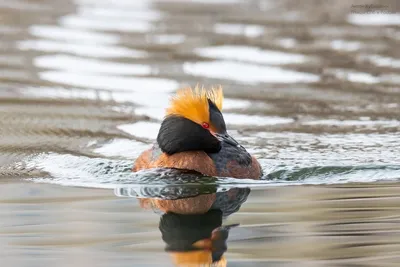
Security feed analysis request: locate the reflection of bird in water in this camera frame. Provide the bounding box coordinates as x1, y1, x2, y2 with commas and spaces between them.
136, 187, 251, 267
132, 86, 262, 179
160, 210, 235, 267
138, 187, 250, 217
139, 193, 216, 214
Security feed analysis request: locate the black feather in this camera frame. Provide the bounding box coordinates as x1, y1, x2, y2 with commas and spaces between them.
157, 115, 221, 155
208, 99, 226, 133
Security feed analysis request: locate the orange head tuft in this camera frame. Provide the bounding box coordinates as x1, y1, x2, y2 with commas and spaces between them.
157, 85, 240, 155
166, 85, 223, 131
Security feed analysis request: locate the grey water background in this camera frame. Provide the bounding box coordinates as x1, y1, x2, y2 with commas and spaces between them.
1, 0, 400, 266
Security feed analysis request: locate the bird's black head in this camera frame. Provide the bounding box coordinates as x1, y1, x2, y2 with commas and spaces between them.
156, 86, 239, 155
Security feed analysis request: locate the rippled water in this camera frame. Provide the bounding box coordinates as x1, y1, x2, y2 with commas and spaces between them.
1, 0, 400, 266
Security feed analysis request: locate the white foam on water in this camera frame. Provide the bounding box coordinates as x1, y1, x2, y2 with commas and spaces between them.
214, 23, 264, 37
118, 121, 160, 140
34, 54, 152, 75
277, 38, 297, 48
253, 132, 400, 167
109, 91, 171, 108
335, 69, 379, 84
25, 151, 400, 190
17, 40, 148, 58
348, 13, 400, 26
348, 72, 379, 84
224, 113, 294, 126
183, 60, 320, 84
331, 39, 362, 51
20, 86, 169, 108
297, 168, 400, 185
0, 25, 21, 34
366, 54, 400, 69
29, 25, 119, 44
94, 139, 149, 158
170, 0, 240, 4
77, 6, 163, 21
0, 0, 49, 11
149, 34, 186, 45
73, 0, 152, 8
21, 86, 100, 100
39, 71, 179, 92
303, 119, 400, 127
60, 15, 152, 33
194, 45, 307, 65
134, 107, 165, 120
222, 98, 253, 109
24, 153, 132, 189
122, 91, 171, 107
380, 74, 400, 84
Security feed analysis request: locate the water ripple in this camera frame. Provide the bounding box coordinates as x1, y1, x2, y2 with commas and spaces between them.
24, 153, 400, 190
18, 40, 149, 58
34, 54, 152, 75
183, 61, 320, 84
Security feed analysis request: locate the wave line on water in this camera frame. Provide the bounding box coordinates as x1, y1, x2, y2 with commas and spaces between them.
22, 153, 400, 190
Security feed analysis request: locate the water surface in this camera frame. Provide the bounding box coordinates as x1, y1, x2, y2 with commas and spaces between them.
1, 0, 400, 266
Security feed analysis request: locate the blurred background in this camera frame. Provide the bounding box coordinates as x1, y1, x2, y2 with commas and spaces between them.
1, 0, 400, 266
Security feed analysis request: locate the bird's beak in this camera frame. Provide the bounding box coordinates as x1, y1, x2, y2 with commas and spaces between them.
215, 132, 240, 147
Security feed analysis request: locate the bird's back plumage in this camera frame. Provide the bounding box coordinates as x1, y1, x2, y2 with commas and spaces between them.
133, 143, 262, 179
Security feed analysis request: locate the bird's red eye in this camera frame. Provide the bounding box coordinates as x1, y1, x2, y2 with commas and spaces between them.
202, 122, 210, 129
